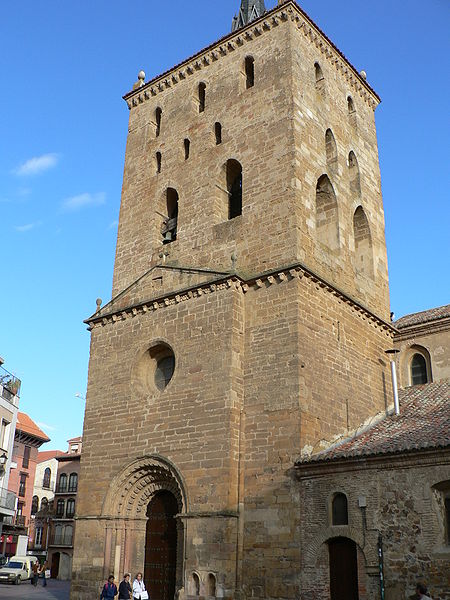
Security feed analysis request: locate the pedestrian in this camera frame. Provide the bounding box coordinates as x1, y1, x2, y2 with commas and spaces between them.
31, 560, 39, 586
100, 574, 118, 599
416, 583, 432, 599
40, 562, 48, 587
118, 573, 132, 599
132, 572, 148, 600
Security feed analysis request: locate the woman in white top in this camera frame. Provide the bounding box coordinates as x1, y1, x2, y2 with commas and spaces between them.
132, 572, 148, 600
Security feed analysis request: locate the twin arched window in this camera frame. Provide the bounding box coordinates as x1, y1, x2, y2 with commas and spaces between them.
58, 473, 67, 492
68, 473, 78, 492
56, 498, 65, 517
40, 497, 48, 511
66, 498, 76, 518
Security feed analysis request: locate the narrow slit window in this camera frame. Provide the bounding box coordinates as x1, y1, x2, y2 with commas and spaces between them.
215, 122, 222, 145
347, 96, 355, 114
227, 159, 243, 219
155, 107, 162, 137
184, 139, 190, 160
161, 188, 179, 244
198, 83, 206, 113
156, 152, 162, 174
245, 56, 255, 89
315, 62, 324, 82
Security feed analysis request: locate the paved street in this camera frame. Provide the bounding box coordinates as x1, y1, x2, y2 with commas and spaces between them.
0, 579, 70, 599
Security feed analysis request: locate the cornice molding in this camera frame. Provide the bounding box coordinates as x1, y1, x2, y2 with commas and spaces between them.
295, 446, 450, 478
86, 262, 394, 338
124, 1, 379, 112
394, 317, 450, 342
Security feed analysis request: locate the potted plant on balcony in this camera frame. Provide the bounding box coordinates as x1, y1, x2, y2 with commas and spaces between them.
5, 378, 19, 396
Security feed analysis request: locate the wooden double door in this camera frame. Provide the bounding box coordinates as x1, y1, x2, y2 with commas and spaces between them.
144, 491, 178, 600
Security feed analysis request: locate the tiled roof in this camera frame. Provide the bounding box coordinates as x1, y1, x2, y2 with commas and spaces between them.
16, 412, 50, 443
37, 450, 64, 463
395, 304, 450, 329
67, 436, 82, 443
298, 382, 450, 464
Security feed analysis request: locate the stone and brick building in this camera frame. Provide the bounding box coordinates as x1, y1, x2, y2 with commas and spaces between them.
28, 449, 63, 561
47, 436, 81, 580
295, 381, 450, 600
6, 412, 49, 555
71, 1, 448, 599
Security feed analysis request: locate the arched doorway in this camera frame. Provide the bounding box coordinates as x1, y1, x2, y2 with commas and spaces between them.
328, 537, 359, 600
145, 490, 178, 600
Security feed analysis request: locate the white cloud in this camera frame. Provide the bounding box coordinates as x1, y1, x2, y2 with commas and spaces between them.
14, 221, 42, 232
36, 421, 56, 432
61, 192, 106, 212
14, 153, 60, 176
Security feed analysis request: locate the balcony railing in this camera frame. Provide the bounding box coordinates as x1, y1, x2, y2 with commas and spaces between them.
0, 488, 16, 511
0, 365, 21, 401
15, 515, 26, 527
51, 533, 73, 546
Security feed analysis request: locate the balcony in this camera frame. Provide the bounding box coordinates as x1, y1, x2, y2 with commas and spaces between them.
0, 488, 16, 513
50, 533, 73, 547
0, 366, 21, 405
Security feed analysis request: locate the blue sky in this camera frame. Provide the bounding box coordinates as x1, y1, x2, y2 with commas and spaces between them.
1, 0, 449, 450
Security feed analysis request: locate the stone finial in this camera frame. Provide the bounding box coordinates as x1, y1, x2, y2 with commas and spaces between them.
132, 70, 146, 90
96, 298, 102, 312
360, 70, 367, 80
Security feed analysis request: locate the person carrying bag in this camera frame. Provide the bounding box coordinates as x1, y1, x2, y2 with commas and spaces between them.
132, 572, 148, 600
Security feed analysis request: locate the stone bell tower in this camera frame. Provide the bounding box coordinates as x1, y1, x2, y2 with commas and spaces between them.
72, 2, 394, 599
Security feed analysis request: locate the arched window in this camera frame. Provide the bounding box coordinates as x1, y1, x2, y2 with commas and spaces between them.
315, 175, 339, 250
63, 524, 73, 545
192, 573, 200, 596
68, 473, 78, 492
43, 467, 51, 489
58, 473, 67, 492
198, 83, 206, 113
156, 152, 162, 174
353, 206, 374, 277
31, 495, 39, 515
56, 498, 65, 517
66, 498, 76, 518
155, 107, 162, 137
325, 129, 338, 172
332, 493, 348, 525
184, 139, 190, 160
161, 188, 178, 244
207, 573, 216, 596
411, 354, 428, 385
347, 95, 355, 114
244, 56, 255, 89
40, 497, 48, 511
315, 62, 324, 83
215, 122, 222, 145
348, 151, 361, 196
226, 159, 243, 220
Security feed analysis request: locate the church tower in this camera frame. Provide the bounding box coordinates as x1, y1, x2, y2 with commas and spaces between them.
72, 2, 394, 599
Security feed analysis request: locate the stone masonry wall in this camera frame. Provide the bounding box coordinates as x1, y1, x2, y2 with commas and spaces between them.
298, 455, 450, 600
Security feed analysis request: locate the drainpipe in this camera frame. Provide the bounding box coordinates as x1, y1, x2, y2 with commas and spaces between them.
385, 349, 400, 415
